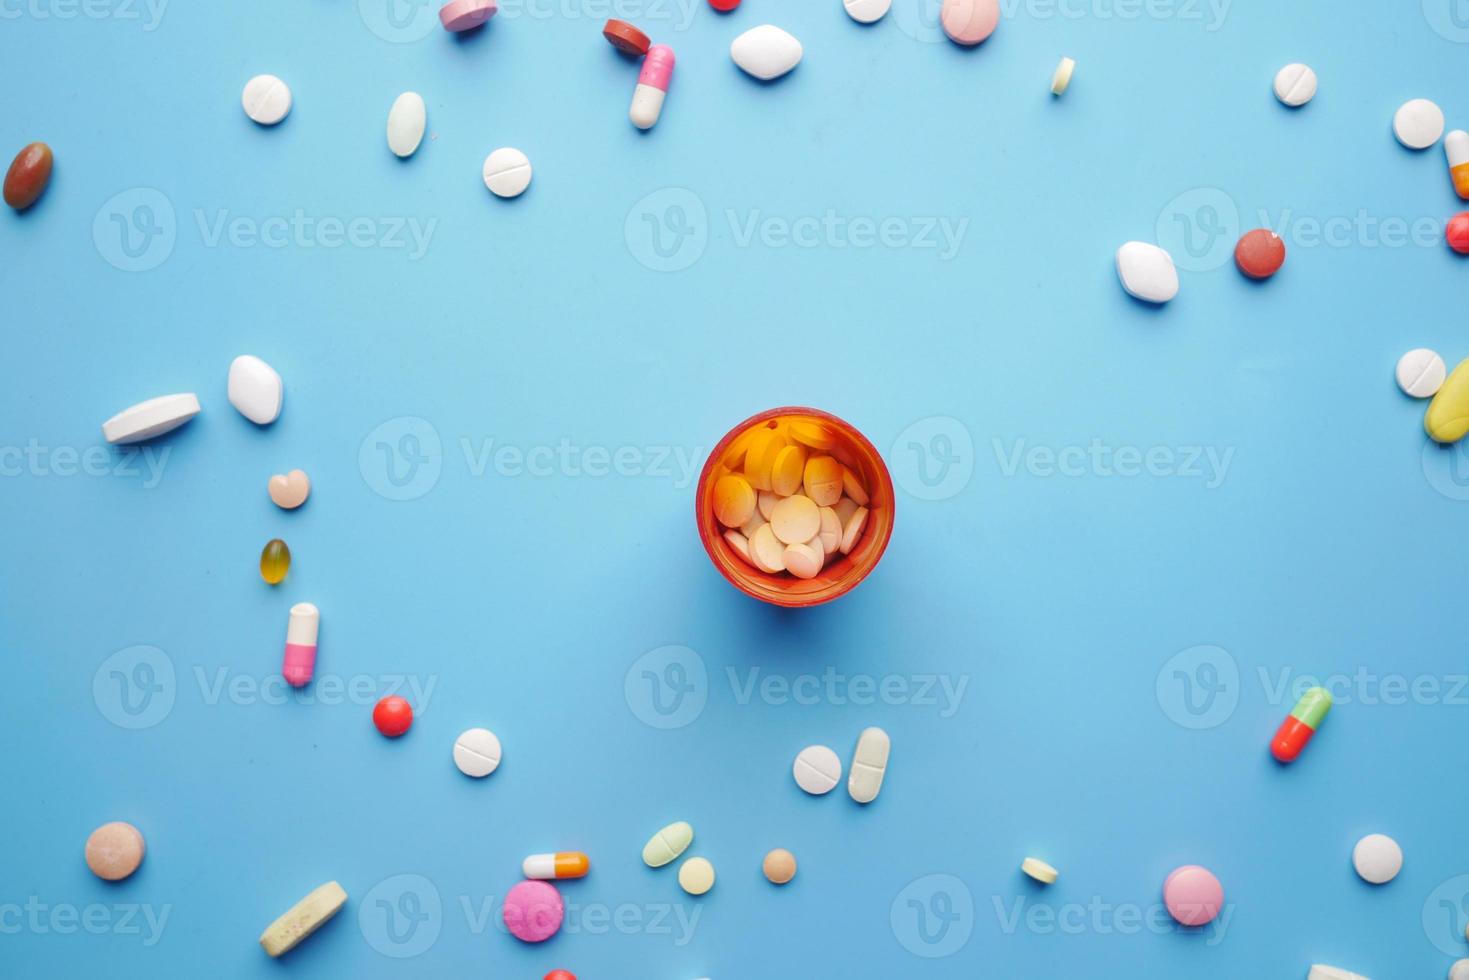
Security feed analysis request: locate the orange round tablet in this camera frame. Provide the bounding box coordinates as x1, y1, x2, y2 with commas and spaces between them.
1234, 229, 1286, 279
85, 821, 145, 881
603, 19, 650, 57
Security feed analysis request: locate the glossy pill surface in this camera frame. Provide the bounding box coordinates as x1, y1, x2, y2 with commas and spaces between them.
1271, 686, 1331, 762
260, 539, 291, 585
941, 0, 999, 45
374, 696, 413, 737
1448, 212, 1469, 255
1234, 229, 1286, 279
524, 852, 590, 880
4, 142, 52, 211
85, 821, 145, 881
603, 19, 650, 56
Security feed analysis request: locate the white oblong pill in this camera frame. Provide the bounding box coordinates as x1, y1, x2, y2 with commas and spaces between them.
770, 494, 820, 545
1352, 833, 1402, 885
749, 523, 786, 573
731, 25, 803, 81
848, 726, 890, 803
1021, 857, 1058, 884
228, 354, 283, 425
1050, 57, 1076, 96
817, 506, 842, 556
839, 506, 868, 556
783, 540, 823, 579
387, 92, 427, 158
724, 529, 755, 567
242, 74, 292, 125
453, 727, 502, 777
757, 490, 779, 521
1396, 348, 1447, 398
792, 744, 841, 795
843, 0, 891, 23
1308, 967, 1370, 980
286, 603, 319, 646
102, 393, 201, 445
1115, 241, 1179, 304
1393, 98, 1444, 150
841, 466, 869, 506
483, 147, 532, 198
1273, 63, 1317, 107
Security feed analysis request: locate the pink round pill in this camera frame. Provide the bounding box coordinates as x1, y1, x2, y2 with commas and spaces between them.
1163, 865, 1223, 927
439, 0, 497, 32
940, 0, 1000, 46
503, 880, 564, 943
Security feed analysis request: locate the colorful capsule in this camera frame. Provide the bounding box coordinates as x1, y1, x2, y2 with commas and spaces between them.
282, 602, 319, 687
522, 853, 590, 880
260, 538, 290, 585
1447, 131, 1469, 200
630, 45, 674, 131
1271, 686, 1331, 763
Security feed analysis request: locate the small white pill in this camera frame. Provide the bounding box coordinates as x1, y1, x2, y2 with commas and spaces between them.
1273, 63, 1317, 107
1308, 967, 1370, 980
1021, 857, 1058, 884
843, 0, 891, 23
1352, 834, 1402, 884
730, 25, 803, 81
783, 540, 824, 579
749, 523, 787, 573
724, 529, 755, 567
483, 147, 532, 198
848, 726, 890, 804
242, 74, 292, 125
387, 92, 427, 158
839, 506, 868, 556
1115, 241, 1179, 304
228, 354, 283, 425
817, 507, 842, 556
102, 393, 201, 445
453, 727, 502, 777
770, 494, 820, 545
841, 466, 869, 506
1449, 959, 1469, 980
792, 745, 842, 795
1393, 98, 1445, 150
1050, 57, 1076, 96
1396, 348, 1447, 398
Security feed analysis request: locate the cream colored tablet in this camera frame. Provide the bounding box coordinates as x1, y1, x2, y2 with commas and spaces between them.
848, 726, 890, 803
841, 466, 869, 506
840, 506, 868, 555
724, 529, 754, 567
757, 490, 779, 521
387, 92, 427, 158
770, 444, 808, 496
642, 821, 693, 867
802, 456, 843, 506
1308, 967, 1369, 980
770, 494, 820, 545
260, 881, 348, 957
1021, 857, 1058, 884
783, 540, 824, 579
102, 393, 201, 444
749, 523, 787, 573
817, 506, 842, 556
678, 856, 716, 895
1050, 57, 1075, 96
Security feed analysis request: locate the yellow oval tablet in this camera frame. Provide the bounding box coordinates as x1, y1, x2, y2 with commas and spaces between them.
642, 821, 693, 868
769, 445, 808, 497
743, 428, 788, 492
1425, 357, 1469, 444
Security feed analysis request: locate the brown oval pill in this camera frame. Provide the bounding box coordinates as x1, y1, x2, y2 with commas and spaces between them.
603, 19, 651, 57
762, 848, 796, 885
4, 142, 53, 211
85, 821, 145, 881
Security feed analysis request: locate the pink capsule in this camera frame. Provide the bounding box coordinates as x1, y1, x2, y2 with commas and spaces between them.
282, 602, 319, 687
630, 45, 674, 131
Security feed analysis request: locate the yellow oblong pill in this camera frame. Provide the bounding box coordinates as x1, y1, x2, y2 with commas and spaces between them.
1021, 857, 1058, 885
260, 881, 348, 958
1425, 357, 1469, 444
642, 821, 693, 868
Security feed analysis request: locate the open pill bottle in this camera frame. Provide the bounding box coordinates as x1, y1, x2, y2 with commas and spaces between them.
695, 407, 895, 607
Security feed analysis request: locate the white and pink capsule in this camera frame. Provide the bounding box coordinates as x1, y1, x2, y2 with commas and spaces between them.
630, 44, 674, 130
282, 602, 319, 687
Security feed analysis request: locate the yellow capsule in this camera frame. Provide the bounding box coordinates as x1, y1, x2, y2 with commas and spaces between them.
260, 539, 291, 585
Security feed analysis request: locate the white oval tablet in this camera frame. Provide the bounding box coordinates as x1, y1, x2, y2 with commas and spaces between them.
1397, 348, 1447, 398
848, 726, 890, 804
1051, 57, 1076, 96
783, 540, 824, 579
843, 0, 891, 23
228, 354, 283, 425
1450, 959, 1469, 980
1273, 63, 1317, 107
817, 506, 842, 556
724, 529, 754, 567
839, 505, 868, 556
453, 727, 502, 777
731, 25, 804, 81
1308, 967, 1369, 980
1393, 98, 1445, 150
387, 92, 427, 158
102, 393, 201, 445
792, 745, 841, 795
1352, 833, 1402, 884
242, 74, 292, 125
483, 147, 532, 198
749, 523, 786, 573
1115, 241, 1179, 304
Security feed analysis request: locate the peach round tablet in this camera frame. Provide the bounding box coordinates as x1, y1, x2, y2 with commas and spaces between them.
1163, 865, 1223, 926
678, 856, 716, 895
85, 821, 145, 881
713, 474, 756, 528
763, 849, 797, 884
770, 445, 808, 497
770, 494, 820, 545
940, 0, 999, 45
440, 0, 497, 31
503, 880, 563, 942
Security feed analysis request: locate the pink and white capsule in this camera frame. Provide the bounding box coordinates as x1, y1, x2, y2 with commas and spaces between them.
630, 45, 675, 130
282, 602, 319, 687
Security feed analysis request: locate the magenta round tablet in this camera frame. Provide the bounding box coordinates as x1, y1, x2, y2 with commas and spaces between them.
1163, 865, 1223, 927
439, 0, 497, 32
503, 880, 564, 943
941, 0, 1000, 45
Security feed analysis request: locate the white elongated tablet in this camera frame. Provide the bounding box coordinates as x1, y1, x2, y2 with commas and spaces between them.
1396, 348, 1446, 398
848, 726, 890, 803
228, 355, 283, 425
1051, 57, 1076, 96
259, 881, 347, 957
1393, 99, 1444, 150
242, 74, 292, 125
793, 745, 842, 795
1308, 967, 1369, 980
453, 727, 502, 778
817, 506, 842, 556
1352, 834, 1402, 884
724, 529, 755, 567
1116, 241, 1179, 303
731, 25, 803, 81
102, 393, 201, 444
844, 0, 891, 23
483, 147, 532, 198
1273, 63, 1317, 107
642, 821, 693, 867
839, 506, 868, 556
387, 92, 427, 158
1021, 857, 1058, 884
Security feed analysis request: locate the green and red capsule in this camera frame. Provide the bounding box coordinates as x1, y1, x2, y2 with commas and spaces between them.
1271, 687, 1332, 763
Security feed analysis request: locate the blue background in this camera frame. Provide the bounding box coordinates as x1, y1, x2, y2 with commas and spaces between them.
3, 0, 1468, 976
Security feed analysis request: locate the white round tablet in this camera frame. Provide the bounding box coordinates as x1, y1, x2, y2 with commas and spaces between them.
1393, 98, 1445, 150
1450, 958, 1469, 980
1397, 348, 1447, 398
1273, 63, 1317, 107
793, 744, 842, 795
482, 147, 532, 198
1352, 833, 1402, 884
843, 0, 892, 24
242, 74, 292, 125
453, 727, 502, 777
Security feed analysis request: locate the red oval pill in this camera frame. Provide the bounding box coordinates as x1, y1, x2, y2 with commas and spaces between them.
4, 142, 53, 211
1234, 229, 1286, 279
544, 972, 577, 980
373, 695, 413, 737
602, 19, 650, 57
1447, 212, 1469, 255
708, 0, 740, 10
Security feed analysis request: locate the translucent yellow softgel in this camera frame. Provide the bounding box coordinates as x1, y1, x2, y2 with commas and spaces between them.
1426, 358, 1469, 444
260, 539, 291, 585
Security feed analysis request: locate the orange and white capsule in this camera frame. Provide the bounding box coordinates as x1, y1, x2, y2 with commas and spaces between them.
522, 852, 589, 880
1447, 131, 1469, 200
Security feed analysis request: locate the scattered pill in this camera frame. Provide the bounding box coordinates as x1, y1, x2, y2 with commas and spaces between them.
1309, 967, 1370, 980
770, 494, 820, 545
678, 857, 716, 895
748, 523, 787, 573
1450, 959, 1469, 980
242, 74, 292, 126
4, 142, 52, 211
483, 147, 532, 198
1352, 834, 1402, 884
260, 882, 347, 957
643, 821, 694, 867
1021, 857, 1058, 885
1393, 98, 1444, 150
1448, 131, 1469, 200
630, 44, 675, 130
847, 726, 890, 804
844, 0, 891, 23
940, 0, 1000, 45
713, 474, 756, 528
1448, 211, 1469, 255
770, 444, 808, 497
730, 25, 804, 81
793, 744, 842, 795
839, 506, 868, 556
440, 0, 497, 31
1163, 865, 1223, 927
260, 539, 291, 585
268, 469, 311, 510
453, 727, 502, 777
1273, 63, 1317, 107
503, 880, 563, 943
374, 695, 413, 737
1427, 358, 1469, 443
524, 852, 590, 880
1270, 686, 1330, 763
102, 393, 201, 445
1396, 349, 1447, 398
387, 92, 427, 158
1050, 57, 1076, 96
282, 603, 319, 687
708, 0, 739, 11
763, 848, 797, 884
228, 354, 283, 425
1234, 229, 1286, 279
85, 821, 145, 881
603, 19, 650, 56
803, 456, 843, 507
1115, 241, 1179, 304
545, 973, 577, 980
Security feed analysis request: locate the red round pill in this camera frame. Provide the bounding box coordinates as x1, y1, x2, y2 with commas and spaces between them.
708, 0, 739, 10
373, 696, 413, 737
1447, 212, 1469, 255
544, 972, 577, 980
602, 19, 650, 57
1234, 228, 1286, 279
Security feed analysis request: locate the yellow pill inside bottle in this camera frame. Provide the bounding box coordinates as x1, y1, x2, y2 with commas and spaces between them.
260, 539, 291, 585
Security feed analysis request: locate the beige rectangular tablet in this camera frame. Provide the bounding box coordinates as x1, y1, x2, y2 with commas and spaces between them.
260, 881, 347, 958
